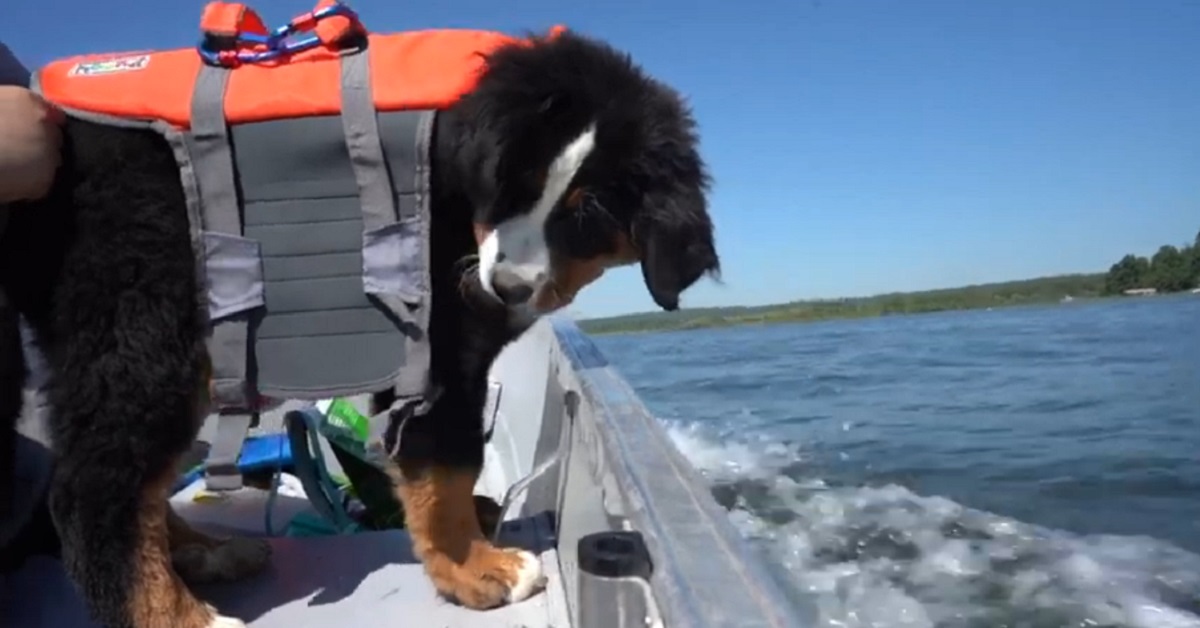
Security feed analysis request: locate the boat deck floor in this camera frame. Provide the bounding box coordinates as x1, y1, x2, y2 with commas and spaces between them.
7, 499, 566, 627
3, 399, 572, 628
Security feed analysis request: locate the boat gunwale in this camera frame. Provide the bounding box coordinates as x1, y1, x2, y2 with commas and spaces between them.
550, 317, 808, 628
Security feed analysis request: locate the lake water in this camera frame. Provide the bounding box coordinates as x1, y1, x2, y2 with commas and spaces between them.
594, 295, 1200, 628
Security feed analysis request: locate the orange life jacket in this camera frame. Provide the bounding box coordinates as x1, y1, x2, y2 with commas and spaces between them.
31, 0, 566, 493
36, 0, 561, 129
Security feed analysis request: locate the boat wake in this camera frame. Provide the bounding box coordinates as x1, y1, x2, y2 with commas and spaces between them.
664, 422, 1200, 628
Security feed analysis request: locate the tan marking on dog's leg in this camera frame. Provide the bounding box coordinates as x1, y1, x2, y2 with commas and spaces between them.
167, 506, 272, 585
130, 468, 245, 628
388, 463, 546, 609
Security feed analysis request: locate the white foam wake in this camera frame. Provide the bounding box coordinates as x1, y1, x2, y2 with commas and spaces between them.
664, 422, 1200, 628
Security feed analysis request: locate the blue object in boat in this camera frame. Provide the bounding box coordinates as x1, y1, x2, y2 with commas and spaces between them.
172, 434, 293, 494
238, 433, 294, 472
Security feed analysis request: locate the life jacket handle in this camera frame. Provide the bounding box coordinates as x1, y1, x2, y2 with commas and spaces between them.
197, 0, 365, 68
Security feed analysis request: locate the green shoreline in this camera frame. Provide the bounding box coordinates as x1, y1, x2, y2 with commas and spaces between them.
580, 229, 1199, 337
577, 273, 1115, 336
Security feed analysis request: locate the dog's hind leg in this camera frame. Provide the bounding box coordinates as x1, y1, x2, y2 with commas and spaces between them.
44, 119, 245, 628
167, 506, 271, 585
46, 328, 252, 627
50, 449, 242, 628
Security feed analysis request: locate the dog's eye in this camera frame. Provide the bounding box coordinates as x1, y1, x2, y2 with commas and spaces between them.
546, 192, 621, 259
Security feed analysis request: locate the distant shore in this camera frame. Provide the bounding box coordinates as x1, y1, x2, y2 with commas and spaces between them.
577, 228, 1199, 336
578, 273, 1127, 336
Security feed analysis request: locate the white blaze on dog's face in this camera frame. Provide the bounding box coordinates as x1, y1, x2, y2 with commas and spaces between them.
477, 124, 597, 311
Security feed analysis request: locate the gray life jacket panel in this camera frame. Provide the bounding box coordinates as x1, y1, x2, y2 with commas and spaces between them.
30, 32, 458, 492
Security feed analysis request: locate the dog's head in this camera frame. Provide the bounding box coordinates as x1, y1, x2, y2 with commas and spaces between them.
451, 30, 720, 316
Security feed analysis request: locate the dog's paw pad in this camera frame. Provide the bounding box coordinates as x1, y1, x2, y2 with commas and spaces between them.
174, 536, 272, 584
219, 536, 272, 573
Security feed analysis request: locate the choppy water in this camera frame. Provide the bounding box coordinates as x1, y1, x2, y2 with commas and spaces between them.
595, 295, 1200, 628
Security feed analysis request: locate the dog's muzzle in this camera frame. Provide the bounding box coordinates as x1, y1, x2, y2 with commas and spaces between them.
490, 264, 536, 306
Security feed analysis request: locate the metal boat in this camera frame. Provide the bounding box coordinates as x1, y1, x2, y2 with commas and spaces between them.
2, 317, 804, 627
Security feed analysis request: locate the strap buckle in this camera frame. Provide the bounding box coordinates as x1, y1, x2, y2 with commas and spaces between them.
203, 411, 257, 491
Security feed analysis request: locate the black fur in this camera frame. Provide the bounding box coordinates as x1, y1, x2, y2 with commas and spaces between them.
446, 31, 721, 310
0, 29, 718, 626
2, 119, 208, 623
389, 31, 720, 465
0, 294, 22, 526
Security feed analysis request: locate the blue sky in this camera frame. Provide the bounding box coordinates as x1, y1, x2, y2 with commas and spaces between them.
4, 0, 1197, 318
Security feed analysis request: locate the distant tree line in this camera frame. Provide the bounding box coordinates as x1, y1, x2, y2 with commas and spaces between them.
576, 230, 1200, 336
579, 273, 1107, 335
1104, 228, 1200, 295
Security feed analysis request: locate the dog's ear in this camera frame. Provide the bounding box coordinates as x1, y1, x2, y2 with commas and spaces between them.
635, 188, 720, 311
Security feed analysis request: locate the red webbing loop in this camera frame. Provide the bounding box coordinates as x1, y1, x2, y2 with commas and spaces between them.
200, 2, 269, 38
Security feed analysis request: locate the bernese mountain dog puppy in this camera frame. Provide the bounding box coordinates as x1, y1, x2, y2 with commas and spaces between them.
0, 29, 719, 628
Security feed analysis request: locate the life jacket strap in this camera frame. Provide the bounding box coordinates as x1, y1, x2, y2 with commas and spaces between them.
205, 412, 255, 491
192, 56, 263, 491
340, 47, 435, 401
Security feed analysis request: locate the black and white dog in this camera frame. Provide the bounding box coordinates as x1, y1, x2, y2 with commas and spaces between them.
0, 29, 719, 627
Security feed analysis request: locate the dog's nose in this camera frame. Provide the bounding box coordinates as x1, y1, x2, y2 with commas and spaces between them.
491, 266, 534, 305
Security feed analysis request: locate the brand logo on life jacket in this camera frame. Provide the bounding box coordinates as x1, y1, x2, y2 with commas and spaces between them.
68, 54, 151, 77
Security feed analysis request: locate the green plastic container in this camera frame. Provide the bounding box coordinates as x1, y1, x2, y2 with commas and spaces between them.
313, 398, 406, 530
315, 398, 371, 449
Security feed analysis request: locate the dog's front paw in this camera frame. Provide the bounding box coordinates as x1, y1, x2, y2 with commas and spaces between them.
391, 464, 547, 609
173, 536, 272, 584
426, 542, 546, 609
